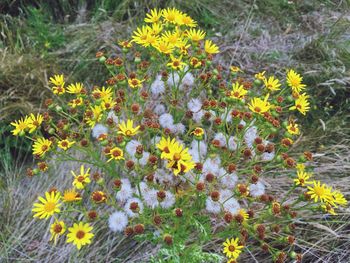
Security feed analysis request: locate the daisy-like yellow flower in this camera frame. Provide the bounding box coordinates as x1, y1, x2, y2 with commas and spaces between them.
68, 97, 84, 108
150, 23, 163, 35
162, 7, 182, 24
223, 238, 244, 259
92, 86, 113, 101
187, 28, 206, 42
107, 147, 125, 162
128, 78, 144, 89
191, 127, 205, 137
167, 55, 187, 71
50, 220, 66, 244
230, 82, 248, 100
67, 82, 84, 94
27, 113, 43, 133
101, 97, 116, 111
321, 203, 337, 215
289, 93, 310, 115
255, 71, 266, 80
143, 33, 160, 47
286, 69, 306, 94
307, 181, 332, 203
177, 13, 197, 27
57, 139, 75, 151
161, 30, 182, 47
248, 94, 272, 114
236, 209, 249, 222
85, 105, 104, 127
263, 76, 281, 91
190, 57, 202, 68
156, 137, 177, 159
71, 165, 91, 189
204, 39, 219, 54
62, 188, 82, 202
296, 163, 306, 171
329, 190, 347, 207
32, 137, 52, 157
153, 40, 174, 54
230, 66, 242, 73
49, 74, 64, 87
294, 170, 312, 187
66, 222, 94, 250
118, 119, 140, 137
32, 191, 61, 219
10, 116, 30, 136
287, 121, 300, 135
118, 40, 132, 48
131, 26, 150, 45
144, 8, 163, 24
164, 140, 195, 175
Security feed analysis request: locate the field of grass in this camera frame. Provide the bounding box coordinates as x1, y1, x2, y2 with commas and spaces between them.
1, 0, 350, 262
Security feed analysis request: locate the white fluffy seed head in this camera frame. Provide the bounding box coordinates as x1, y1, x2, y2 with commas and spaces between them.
92, 124, 108, 139
108, 211, 128, 232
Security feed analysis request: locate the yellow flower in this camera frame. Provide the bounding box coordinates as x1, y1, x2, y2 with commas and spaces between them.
287, 121, 300, 135
156, 137, 177, 159
204, 39, 219, 54
162, 8, 182, 24
289, 93, 310, 115
161, 30, 182, 47
236, 209, 249, 222
330, 190, 347, 207
118, 119, 140, 137
191, 127, 205, 137
190, 57, 202, 68
153, 40, 174, 54
63, 189, 82, 202
263, 76, 281, 91
223, 238, 244, 259
32, 191, 61, 219
177, 13, 197, 27
187, 28, 206, 42
143, 33, 160, 47
71, 165, 91, 189
294, 171, 312, 187
49, 74, 64, 87
230, 66, 242, 73
32, 137, 52, 157
57, 139, 75, 151
286, 69, 306, 94
230, 82, 248, 100
321, 203, 337, 215
66, 222, 94, 250
10, 116, 30, 136
50, 220, 66, 244
248, 94, 272, 114
118, 40, 132, 48
92, 86, 113, 101
67, 82, 84, 94
164, 140, 195, 176
307, 181, 332, 203
27, 113, 43, 133
68, 97, 84, 108
144, 8, 163, 24
150, 23, 163, 35
255, 71, 266, 80
107, 147, 125, 162
86, 105, 103, 127
128, 78, 144, 89
131, 26, 150, 45
167, 55, 186, 71
101, 97, 116, 110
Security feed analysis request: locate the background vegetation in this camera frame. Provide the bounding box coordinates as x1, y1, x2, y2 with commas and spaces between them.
1, 0, 349, 262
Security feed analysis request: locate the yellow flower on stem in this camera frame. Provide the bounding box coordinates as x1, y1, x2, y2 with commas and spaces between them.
286, 69, 306, 94
167, 55, 186, 71
230, 66, 242, 73
66, 222, 94, 250
118, 40, 132, 48
71, 165, 91, 189
230, 82, 248, 100
156, 137, 177, 159
204, 40, 219, 54
191, 127, 205, 137
330, 190, 348, 207
162, 8, 182, 24
131, 26, 150, 45
128, 78, 144, 89
153, 40, 174, 54
62, 189, 82, 202
32, 137, 52, 157
107, 147, 125, 162
177, 13, 197, 27
27, 113, 43, 133
118, 119, 140, 137
86, 105, 103, 127
294, 171, 312, 187
255, 71, 266, 80
57, 139, 75, 151
263, 76, 281, 91
165, 141, 195, 175
144, 8, 163, 24
92, 86, 113, 101
187, 28, 206, 41
32, 191, 61, 219
49, 74, 64, 87
307, 181, 332, 203
289, 93, 310, 115
223, 238, 244, 259
287, 121, 300, 135
50, 220, 66, 244
10, 116, 30, 136
248, 94, 272, 114
67, 82, 84, 94
236, 209, 249, 222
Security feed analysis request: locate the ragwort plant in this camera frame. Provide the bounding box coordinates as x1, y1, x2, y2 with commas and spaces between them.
10, 8, 347, 263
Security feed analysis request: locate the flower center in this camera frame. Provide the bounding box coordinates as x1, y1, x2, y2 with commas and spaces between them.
173, 153, 181, 161
228, 245, 236, 252
44, 202, 56, 212
254, 107, 261, 113
77, 176, 85, 182
53, 224, 63, 233
125, 130, 132, 136
76, 230, 85, 239
41, 145, 49, 151
112, 150, 121, 157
